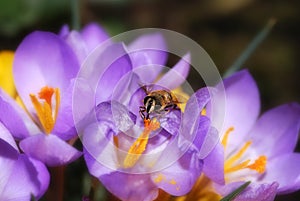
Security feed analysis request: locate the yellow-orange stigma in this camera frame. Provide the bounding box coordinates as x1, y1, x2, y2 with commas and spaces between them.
29, 86, 60, 134
123, 118, 160, 168
223, 127, 267, 175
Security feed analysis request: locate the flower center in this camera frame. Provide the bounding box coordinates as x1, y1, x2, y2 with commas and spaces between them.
29, 86, 60, 134
123, 118, 160, 168
222, 127, 267, 176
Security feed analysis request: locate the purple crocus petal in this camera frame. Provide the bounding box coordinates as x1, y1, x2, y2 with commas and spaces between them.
155, 53, 190, 90
249, 103, 300, 158
19, 134, 82, 166
52, 80, 77, 140
160, 110, 182, 136
0, 139, 18, 193
58, 24, 70, 38
28, 157, 50, 198
127, 33, 167, 83
263, 153, 300, 194
151, 151, 203, 196
210, 70, 260, 153
64, 31, 89, 64
179, 87, 212, 152
0, 122, 18, 150
0, 89, 40, 139
2, 154, 49, 200
203, 142, 225, 185
95, 43, 132, 104
101, 171, 158, 201
80, 22, 110, 52
111, 72, 141, 110
219, 182, 278, 201
13, 31, 79, 114
84, 151, 158, 201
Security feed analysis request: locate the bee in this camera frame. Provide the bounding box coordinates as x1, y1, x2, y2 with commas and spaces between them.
139, 86, 180, 120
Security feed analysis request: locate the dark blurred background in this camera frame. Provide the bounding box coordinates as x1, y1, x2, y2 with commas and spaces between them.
0, 0, 298, 200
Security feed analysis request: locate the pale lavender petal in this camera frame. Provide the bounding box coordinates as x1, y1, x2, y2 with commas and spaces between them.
155, 53, 190, 90
28, 157, 50, 198
217, 182, 278, 201
151, 151, 203, 196
160, 110, 182, 136
249, 103, 300, 158
64, 31, 89, 64
180, 87, 212, 150
0, 89, 39, 139
209, 70, 260, 153
13, 31, 80, 114
95, 43, 132, 104
80, 22, 110, 52
263, 153, 300, 194
2, 155, 49, 200
0, 122, 18, 150
0, 139, 18, 193
82, 122, 120, 171
128, 85, 147, 117
111, 72, 141, 111
84, 150, 158, 201
128, 33, 167, 83
19, 134, 82, 166
203, 142, 225, 184
101, 171, 158, 201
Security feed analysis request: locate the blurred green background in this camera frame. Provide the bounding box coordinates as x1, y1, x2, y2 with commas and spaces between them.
0, 0, 299, 200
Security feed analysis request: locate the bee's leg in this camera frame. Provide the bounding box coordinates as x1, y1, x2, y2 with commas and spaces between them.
139, 106, 146, 119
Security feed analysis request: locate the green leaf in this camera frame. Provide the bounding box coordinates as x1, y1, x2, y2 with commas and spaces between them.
220, 181, 251, 201
223, 18, 276, 78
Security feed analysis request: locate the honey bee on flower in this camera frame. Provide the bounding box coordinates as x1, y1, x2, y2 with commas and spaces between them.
139, 85, 181, 120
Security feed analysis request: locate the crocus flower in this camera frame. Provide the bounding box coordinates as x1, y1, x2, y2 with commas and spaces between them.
187, 70, 300, 201
79, 35, 219, 200
0, 122, 49, 200
0, 31, 82, 166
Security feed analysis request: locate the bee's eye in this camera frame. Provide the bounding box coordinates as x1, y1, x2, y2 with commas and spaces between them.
145, 98, 155, 113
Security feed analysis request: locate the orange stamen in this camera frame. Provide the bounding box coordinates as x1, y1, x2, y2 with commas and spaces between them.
30, 86, 60, 134
123, 118, 160, 168
221, 127, 234, 149
223, 127, 267, 175
247, 155, 267, 173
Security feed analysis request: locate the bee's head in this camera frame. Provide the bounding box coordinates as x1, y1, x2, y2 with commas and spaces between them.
144, 96, 156, 114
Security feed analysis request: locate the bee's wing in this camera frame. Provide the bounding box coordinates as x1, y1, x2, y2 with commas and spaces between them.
171, 88, 190, 111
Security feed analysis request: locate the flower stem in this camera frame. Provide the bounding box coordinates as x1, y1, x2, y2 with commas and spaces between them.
45, 166, 65, 201
223, 18, 276, 78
